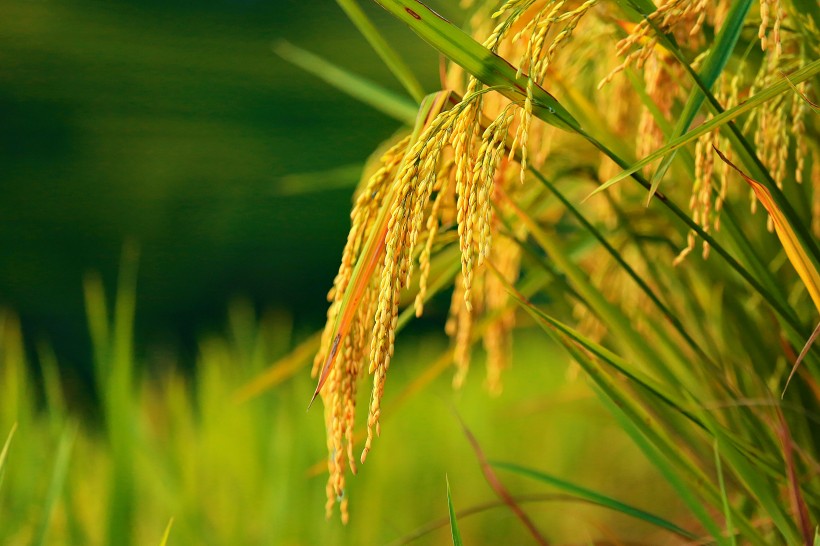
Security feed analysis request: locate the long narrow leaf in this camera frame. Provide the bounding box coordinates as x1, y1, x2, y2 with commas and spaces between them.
784, 321, 820, 398
0, 423, 16, 480
456, 414, 548, 545
274, 40, 417, 125
713, 440, 738, 546
646, 0, 752, 202
714, 147, 820, 314
158, 518, 174, 546
335, 0, 426, 102
494, 268, 764, 544
590, 59, 820, 196
492, 461, 697, 540
371, 0, 581, 131
446, 476, 464, 546
33, 423, 77, 546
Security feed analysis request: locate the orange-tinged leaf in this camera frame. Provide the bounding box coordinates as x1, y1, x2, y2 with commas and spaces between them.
714, 147, 820, 314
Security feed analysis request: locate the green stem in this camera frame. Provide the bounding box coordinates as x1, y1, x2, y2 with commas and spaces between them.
335, 0, 426, 103
578, 127, 806, 339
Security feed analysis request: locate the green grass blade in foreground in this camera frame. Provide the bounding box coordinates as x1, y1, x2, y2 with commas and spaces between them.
531, 169, 716, 370
537, 320, 731, 542
492, 462, 697, 540
646, 0, 752, 202
370, 0, 581, 131
33, 423, 77, 546
0, 422, 16, 486
590, 58, 820, 196
158, 518, 174, 546
86, 243, 139, 546
496, 271, 763, 544
499, 189, 693, 393
274, 40, 418, 125
636, 6, 820, 270
714, 440, 738, 546
710, 424, 801, 543
446, 476, 464, 546
335, 0, 425, 102
595, 392, 736, 546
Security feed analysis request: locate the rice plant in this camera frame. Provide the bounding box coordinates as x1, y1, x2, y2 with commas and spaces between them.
301, 0, 820, 543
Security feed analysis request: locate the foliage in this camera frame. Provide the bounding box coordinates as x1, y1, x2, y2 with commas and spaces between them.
298, 0, 820, 543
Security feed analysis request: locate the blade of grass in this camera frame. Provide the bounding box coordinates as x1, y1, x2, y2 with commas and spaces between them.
492, 461, 697, 540
158, 517, 174, 546
100, 243, 139, 546
370, 0, 581, 131
596, 391, 735, 546
84, 271, 110, 377
531, 168, 717, 371
335, 0, 425, 102
714, 439, 738, 546
274, 40, 418, 125
590, 59, 820, 196
785, 321, 820, 399
455, 413, 549, 546
275, 163, 363, 196
495, 267, 764, 544
714, 147, 820, 313
33, 422, 77, 546
617, 4, 820, 270
645, 0, 752, 203
777, 410, 814, 546
446, 476, 464, 546
387, 494, 587, 546
0, 422, 17, 485
36, 341, 66, 426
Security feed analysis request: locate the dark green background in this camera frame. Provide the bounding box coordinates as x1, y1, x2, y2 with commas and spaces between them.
0, 0, 457, 372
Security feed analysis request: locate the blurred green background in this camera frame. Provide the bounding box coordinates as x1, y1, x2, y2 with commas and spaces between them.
0, 0, 456, 379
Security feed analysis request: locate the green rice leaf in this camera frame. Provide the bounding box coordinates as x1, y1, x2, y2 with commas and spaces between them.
531, 169, 715, 369
492, 461, 697, 540
0, 423, 16, 482
589, 58, 820, 197
33, 423, 77, 546
158, 518, 174, 546
646, 0, 752, 203
714, 440, 738, 546
710, 425, 801, 543
446, 476, 464, 546
335, 0, 425, 102
496, 270, 765, 544
596, 392, 733, 545
274, 40, 418, 125
499, 188, 699, 397
370, 0, 581, 131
